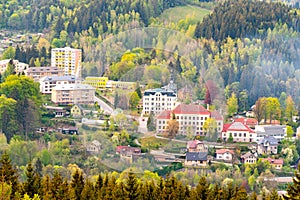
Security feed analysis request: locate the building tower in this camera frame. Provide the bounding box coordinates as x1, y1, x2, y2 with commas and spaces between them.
51, 47, 82, 77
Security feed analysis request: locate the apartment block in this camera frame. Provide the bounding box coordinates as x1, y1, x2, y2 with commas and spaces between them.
25, 66, 64, 82
51, 83, 95, 105
51, 47, 82, 77
39, 76, 79, 94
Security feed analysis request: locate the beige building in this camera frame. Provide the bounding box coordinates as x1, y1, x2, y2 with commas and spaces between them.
39, 76, 79, 94
51, 83, 95, 105
0, 59, 28, 74
51, 47, 82, 77
241, 151, 257, 164
216, 149, 235, 161
25, 66, 64, 81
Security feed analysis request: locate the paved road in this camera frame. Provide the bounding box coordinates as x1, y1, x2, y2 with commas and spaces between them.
94, 96, 114, 114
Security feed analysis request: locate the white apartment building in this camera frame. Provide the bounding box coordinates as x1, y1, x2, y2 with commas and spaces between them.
221, 122, 256, 142
142, 88, 177, 115
156, 104, 217, 135
51, 47, 82, 77
0, 59, 28, 74
39, 76, 80, 94
51, 83, 95, 105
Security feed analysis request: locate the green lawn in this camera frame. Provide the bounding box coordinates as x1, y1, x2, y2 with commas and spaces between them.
159, 5, 211, 23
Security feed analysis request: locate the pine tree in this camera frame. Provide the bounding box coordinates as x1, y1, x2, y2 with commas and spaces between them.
70, 169, 85, 200
0, 152, 19, 198
193, 176, 210, 200
80, 179, 95, 200
283, 165, 300, 199
124, 171, 140, 200
22, 162, 41, 198
269, 188, 280, 200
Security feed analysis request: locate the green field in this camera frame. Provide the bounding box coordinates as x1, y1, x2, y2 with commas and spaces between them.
159, 5, 211, 23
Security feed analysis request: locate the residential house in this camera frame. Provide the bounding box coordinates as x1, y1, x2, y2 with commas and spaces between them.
39, 76, 79, 94
86, 140, 101, 154
44, 106, 68, 117
257, 136, 279, 155
185, 152, 208, 167
222, 122, 256, 142
0, 59, 28, 74
241, 151, 257, 164
262, 158, 284, 170
255, 125, 287, 142
186, 140, 207, 152
156, 110, 172, 135
24, 66, 64, 82
233, 117, 258, 129
71, 104, 84, 117
51, 47, 82, 77
62, 127, 79, 135
51, 83, 95, 105
116, 146, 142, 162
216, 149, 235, 162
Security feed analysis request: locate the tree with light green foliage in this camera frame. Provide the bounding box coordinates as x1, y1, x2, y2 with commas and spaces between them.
227, 92, 238, 117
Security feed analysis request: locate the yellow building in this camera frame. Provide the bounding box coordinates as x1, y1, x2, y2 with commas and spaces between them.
71, 104, 84, 117
106, 80, 136, 90
51, 47, 82, 77
83, 77, 108, 89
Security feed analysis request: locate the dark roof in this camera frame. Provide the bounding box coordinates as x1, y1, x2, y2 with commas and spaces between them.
186, 152, 208, 161
258, 136, 278, 145
144, 88, 176, 97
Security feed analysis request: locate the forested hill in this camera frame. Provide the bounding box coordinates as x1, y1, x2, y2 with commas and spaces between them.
0, 0, 181, 35
195, 0, 300, 40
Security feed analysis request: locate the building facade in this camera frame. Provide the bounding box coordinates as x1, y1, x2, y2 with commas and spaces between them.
51, 84, 95, 105
0, 59, 28, 74
216, 149, 234, 161
51, 47, 82, 77
83, 77, 108, 89
25, 66, 64, 82
222, 122, 256, 142
142, 88, 177, 115
257, 136, 279, 155
156, 104, 223, 136
39, 76, 79, 94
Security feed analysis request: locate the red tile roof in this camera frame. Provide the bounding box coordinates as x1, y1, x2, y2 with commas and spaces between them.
222, 122, 255, 133
216, 149, 234, 155
157, 110, 171, 119
187, 140, 203, 149
234, 117, 258, 126
173, 104, 210, 115
262, 158, 284, 165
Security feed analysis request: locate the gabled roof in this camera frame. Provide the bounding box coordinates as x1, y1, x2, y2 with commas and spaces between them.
210, 110, 223, 121
187, 140, 203, 149
241, 151, 257, 159
262, 157, 284, 165
216, 149, 234, 155
186, 152, 208, 161
116, 146, 141, 154
173, 104, 210, 115
157, 110, 171, 120
222, 122, 255, 133
258, 136, 278, 145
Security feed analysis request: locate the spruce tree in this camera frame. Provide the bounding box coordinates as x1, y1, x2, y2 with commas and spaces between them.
80, 179, 95, 200
194, 176, 210, 200
283, 165, 300, 199
0, 152, 19, 198
269, 188, 280, 200
70, 169, 85, 200
124, 171, 140, 200
22, 162, 41, 198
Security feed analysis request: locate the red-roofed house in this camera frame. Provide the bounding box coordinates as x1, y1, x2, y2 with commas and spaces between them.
187, 140, 207, 152
221, 122, 256, 142
216, 149, 235, 161
233, 117, 258, 128
262, 158, 284, 170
